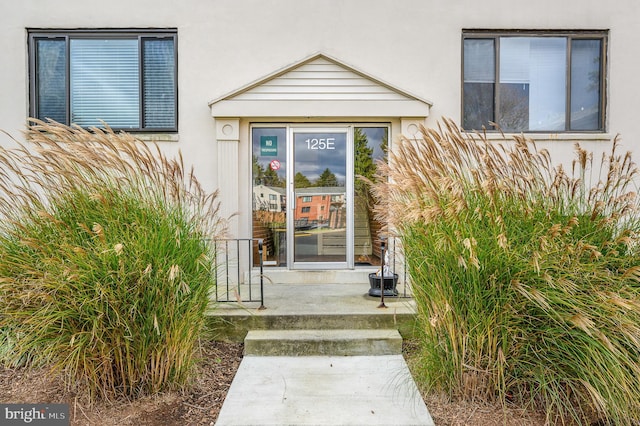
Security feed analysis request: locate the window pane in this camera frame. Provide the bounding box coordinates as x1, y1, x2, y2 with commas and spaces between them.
70, 39, 140, 128
464, 39, 495, 83
36, 38, 67, 123
252, 127, 287, 267
499, 38, 531, 83
571, 39, 601, 130
499, 37, 566, 131
463, 83, 494, 130
463, 39, 495, 130
143, 38, 176, 129
497, 83, 529, 131
498, 38, 531, 131
529, 38, 566, 130
354, 127, 388, 266
462, 39, 495, 130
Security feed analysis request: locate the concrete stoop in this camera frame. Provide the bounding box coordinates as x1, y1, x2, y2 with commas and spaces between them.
244, 329, 403, 356
207, 282, 418, 342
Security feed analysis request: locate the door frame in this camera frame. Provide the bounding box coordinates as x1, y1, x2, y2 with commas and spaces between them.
250, 122, 393, 271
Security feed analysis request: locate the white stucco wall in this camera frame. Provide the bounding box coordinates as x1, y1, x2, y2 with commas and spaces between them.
1, 0, 639, 239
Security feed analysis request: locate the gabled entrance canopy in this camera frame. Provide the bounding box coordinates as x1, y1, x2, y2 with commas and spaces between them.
208, 53, 432, 118
209, 54, 432, 261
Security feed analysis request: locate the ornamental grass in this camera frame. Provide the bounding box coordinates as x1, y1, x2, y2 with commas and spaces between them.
372, 118, 640, 424
0, 119, 224, 400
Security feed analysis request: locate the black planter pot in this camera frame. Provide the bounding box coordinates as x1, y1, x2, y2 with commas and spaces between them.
368, 273, 398, 297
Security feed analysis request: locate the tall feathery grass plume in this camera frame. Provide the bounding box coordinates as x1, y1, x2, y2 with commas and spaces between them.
0, 119, 226, 400
371, 118, 640, 425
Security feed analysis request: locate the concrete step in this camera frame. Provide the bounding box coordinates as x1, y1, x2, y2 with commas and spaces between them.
244, 329, 403, 356
207, 283, 416, 342
207, 312, 417, 342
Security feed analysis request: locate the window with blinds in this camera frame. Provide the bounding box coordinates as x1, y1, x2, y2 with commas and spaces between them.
462, 31, 606, 133
29, 30, 177, 132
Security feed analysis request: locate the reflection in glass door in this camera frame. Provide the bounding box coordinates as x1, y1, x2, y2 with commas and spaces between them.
289, 128, 352, 268
251, 127, 287, 267
252, 124, 389, 270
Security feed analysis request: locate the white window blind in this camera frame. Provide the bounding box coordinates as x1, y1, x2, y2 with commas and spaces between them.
70, 39, 140, 128
143, 38, 176, 129
528, 38, 566, 130
463, 39, 494, 83
499, 38, 532, 84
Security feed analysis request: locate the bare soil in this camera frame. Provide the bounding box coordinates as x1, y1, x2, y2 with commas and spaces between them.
0, 340, 546, 426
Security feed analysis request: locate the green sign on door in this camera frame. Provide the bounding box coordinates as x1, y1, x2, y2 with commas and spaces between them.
260, 136, 278, 156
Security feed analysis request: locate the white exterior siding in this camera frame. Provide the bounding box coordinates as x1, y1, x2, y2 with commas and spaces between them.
233, 58, 408, 101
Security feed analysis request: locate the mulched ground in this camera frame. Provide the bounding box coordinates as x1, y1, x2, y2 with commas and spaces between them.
0, 340, 547, 426
0, 341, 243, 426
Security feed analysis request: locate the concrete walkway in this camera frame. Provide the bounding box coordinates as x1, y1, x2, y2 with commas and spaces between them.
215, 355, 434, 426
211, 280, 434, 426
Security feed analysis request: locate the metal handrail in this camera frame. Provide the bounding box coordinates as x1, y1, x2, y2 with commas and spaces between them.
213, 238, 265, 308
212, 235, 410, 307
387, 236, 410, 298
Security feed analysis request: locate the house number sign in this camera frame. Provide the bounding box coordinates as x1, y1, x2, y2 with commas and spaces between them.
305, 138, 335, 150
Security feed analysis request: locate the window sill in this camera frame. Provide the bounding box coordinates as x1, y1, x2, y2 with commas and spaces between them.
134, 133, 179, 143
480, 132, 612, 143
26, 129, 180, 144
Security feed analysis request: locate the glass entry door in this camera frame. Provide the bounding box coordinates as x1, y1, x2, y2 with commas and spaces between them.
252, 124, 388, 270
288, 127, 353, 269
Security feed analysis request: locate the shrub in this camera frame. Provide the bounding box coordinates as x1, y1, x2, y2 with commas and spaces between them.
0, 120, 224, 399
373, 119, 640, 424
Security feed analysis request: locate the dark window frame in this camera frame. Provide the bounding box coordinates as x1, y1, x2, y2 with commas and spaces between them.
28, 28, 178, 133
462, 30, 608, 133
